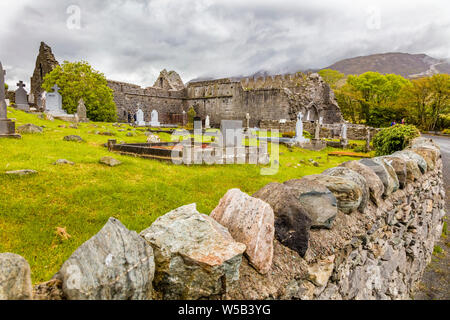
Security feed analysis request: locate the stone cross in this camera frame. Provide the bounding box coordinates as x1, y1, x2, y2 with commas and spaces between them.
366, 128, 371, 151
246, 113, 250, 130
294, 112, 308, 143
341, 123, 348, 140
314, 120, 321, 140
15, 80, 30, 111
0, 62, 7, 119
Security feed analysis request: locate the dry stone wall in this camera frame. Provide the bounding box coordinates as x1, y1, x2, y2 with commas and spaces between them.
0, 137, 444, 300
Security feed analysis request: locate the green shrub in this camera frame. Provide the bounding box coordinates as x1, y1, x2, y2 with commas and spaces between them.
443, 128, 450, 135
42, 60, 117, 122
373, 124, 420, 156
282, 131, 312, 139
282, 131, 295, 138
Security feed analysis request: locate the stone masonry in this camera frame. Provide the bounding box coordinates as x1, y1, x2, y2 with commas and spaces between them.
31, 43, 344, 126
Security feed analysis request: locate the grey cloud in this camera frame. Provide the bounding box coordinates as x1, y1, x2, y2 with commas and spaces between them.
0, 0, 449, 89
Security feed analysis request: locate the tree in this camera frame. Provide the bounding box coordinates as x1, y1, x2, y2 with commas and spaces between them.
187, 106, 196, 124
4, 83, 8, 91
428, 74, 450, 131
338, 72, 410, 126
399, 74, 450, 131
42, 61, 117, 122
318, 69, 345, 89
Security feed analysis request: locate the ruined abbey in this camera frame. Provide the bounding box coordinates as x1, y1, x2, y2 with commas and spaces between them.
30, 42, 344, 126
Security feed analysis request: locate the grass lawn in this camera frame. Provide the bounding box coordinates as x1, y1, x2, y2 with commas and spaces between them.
0, 108, 366, 283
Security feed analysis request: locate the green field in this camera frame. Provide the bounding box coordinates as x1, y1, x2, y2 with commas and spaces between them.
0, 108, 365, 283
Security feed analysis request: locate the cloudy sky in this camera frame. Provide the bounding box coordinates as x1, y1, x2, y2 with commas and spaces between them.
0, 0, 449, 88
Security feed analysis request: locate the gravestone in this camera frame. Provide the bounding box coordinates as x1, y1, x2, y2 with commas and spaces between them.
340, 123, 348, 148
77, 98, 89, 122
245, 113, 250, 131
221, 120, 243, 148
182, 111, 187, 126
294, 112, 309, 143
45, 85, 67, 116
136, 108, 145, 126
0, 62, 20, 138
150, 109, 160, 127
319, 116, 324, 126
306, 110, 311, 121
205, 115, 211, 129
15, 81, 30, 111
366, 128, 371, 151
314, 120, 321, 140
194, 117, 202, 131
28, 93, 35, 105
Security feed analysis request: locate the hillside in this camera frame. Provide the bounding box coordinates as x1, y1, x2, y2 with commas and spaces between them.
324, 52, 450, 78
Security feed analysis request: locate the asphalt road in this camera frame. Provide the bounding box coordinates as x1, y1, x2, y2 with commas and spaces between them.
414, 135, 449, 300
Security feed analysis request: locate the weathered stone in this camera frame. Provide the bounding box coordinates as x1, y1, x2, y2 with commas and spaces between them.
410, 147, 438, 171
340, 160, 384, 205
33, 279, 65, 300
63, 135, 83, 142
392, 150, 427, 173
359, 158, 394, 197
301, 175, 363, 214
16, 123, 43, 134
0, 253, 33, 300
211, 189, 274, 274
322, 167, 369, 212
404, 159, 422, 182
5, 170, 37, 176
382, 156, 407, 189
99, 156, 121, 167
146, 134, 161, 143
372, 157, 399, 195
54, 218, 155, 300
253, 183, 312, 257
307, 255, 335, 287
53, 159, 75, 165
140, 204, 246, 300
283, 179, 337, 229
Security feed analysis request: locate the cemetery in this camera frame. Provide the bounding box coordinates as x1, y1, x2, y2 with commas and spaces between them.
0, 44, 446, 301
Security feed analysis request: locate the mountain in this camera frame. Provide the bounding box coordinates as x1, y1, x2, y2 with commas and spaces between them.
324, 52, 450, 78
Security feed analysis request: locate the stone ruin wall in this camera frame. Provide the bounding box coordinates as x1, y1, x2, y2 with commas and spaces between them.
107, 80, 186, 124
1, 137, 444, 300
185, 73, 344, 128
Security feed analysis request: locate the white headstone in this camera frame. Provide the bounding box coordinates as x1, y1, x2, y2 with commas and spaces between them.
205, 115, 211, 129
45, 85, 67, 116
341, 123, 348, 140
319, 116, 324, 125
150, 109, 160, 127
294, 112, 309, 143
306, 110, 311, 121
136, 108, 146, 126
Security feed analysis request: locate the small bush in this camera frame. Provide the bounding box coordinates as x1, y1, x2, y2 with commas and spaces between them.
282, 131, 312, 139
282, 131, 295, 138
442, 128, 450, 135
373, 124, 420, 156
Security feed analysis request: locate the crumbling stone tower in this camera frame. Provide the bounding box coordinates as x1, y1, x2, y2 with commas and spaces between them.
30, 42, 59, 109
